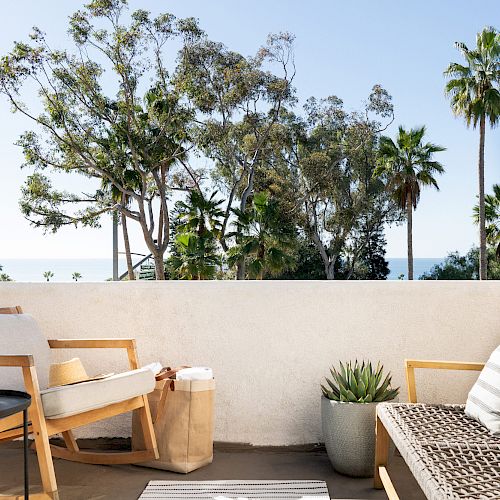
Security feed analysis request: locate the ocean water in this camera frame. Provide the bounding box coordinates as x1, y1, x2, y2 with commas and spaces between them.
1, 257, 442, 282
0, 258, 127, 282
386, 258, 442, 280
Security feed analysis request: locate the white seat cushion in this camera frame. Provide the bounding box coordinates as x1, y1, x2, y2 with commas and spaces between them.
41, 368, 155, 419
0, 314, 51, 391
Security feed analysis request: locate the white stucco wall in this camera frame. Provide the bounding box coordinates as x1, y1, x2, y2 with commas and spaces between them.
0, 281, 498, 445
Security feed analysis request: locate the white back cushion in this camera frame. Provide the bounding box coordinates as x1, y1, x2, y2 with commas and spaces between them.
465, 345, 500, 435
0, 314, 51, 391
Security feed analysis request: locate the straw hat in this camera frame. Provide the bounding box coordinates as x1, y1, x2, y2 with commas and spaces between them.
49, 358, 112, 388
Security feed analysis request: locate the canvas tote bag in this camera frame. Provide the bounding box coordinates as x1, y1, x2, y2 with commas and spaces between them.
132, 376, 215, 473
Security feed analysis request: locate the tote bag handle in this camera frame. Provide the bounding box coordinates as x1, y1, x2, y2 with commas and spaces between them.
155, 365, 191, 381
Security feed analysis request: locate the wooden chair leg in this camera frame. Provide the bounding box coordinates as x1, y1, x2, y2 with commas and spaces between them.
128, 342, 158, 460
374, 415, 390, 489
378, 466, 400, 500
22, 366, 59, 500
48, 396, 158, 465
61, 430, 79, 452
139, 395, 158, 460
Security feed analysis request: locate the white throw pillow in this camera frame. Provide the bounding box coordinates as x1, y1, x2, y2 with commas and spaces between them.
465, 345, 500, 435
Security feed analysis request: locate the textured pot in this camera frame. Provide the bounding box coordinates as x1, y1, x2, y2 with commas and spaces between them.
321, 396, 379, 477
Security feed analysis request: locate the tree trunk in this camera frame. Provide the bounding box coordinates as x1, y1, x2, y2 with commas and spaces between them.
153, 254, 166, 280
309, 227, 335, 280
325, 260, 335, 280
121, 214, 135, 280
112, 212, 119, 281
236, 259, 246, 280
478, 113, 487, 280
236, 166, 255, 280
407, 193, 414, 280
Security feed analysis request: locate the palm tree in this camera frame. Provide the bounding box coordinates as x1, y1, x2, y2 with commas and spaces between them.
170, 233, 221, 280
444, 27, 500, 279
176, 191, 224, 239
227, 192, 296, 279
474, 184, 500, 259
170, 191, 224, 280
0, 265, 12, 282
43, 271, 54, 282
375, 126, 445, 280
72, 272, 82, 282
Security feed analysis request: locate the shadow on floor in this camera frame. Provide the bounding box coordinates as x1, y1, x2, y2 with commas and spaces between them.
0, 443, 425, 499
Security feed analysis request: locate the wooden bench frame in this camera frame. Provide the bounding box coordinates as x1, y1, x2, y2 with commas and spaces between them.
0, 306, 158, 500
373, 358, 485, 500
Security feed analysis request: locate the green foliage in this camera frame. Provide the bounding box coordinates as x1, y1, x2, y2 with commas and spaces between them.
170, 233, 221, 280
0, 265, 12, 282
0, 1, 414, 281
474, 184, 500, 258
175, 28, 297, 269
444, 27, 500, 129
420, 247, 500, 280
227, 192, 297, 279
375, 126, 445, 211
340, 226, 390, 280
175, 191, 224, 238
0, 0, 198, 277
20, 173, 105, 232
272, 237, 325, 280
322, 361, 399, 403
374, 126, 445, 279
72, 272, 82, 282
265, 86, 402, 279
43, 271, 54, 282
444, 27, 500, 279
169, 191, 223, 279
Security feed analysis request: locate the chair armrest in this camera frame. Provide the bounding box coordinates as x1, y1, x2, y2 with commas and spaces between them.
48, 339, 140, 370
405, 358, 485, 403
0, 354, 34, 367
48, 339, 136, 349
405, 359, 485, 371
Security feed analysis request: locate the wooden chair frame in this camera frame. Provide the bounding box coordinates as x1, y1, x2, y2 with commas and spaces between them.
373, 358, 485, 500
0, 307, 158, 500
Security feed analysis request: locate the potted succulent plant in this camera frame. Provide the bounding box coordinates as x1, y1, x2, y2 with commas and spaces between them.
321, 360, 399, 477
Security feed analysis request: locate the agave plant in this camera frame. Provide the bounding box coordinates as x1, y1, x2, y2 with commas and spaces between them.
321, 361, 399, 403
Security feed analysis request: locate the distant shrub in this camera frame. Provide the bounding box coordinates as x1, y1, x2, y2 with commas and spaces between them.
420, 247, 500, 280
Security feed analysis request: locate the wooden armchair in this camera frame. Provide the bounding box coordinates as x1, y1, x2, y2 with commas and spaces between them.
374, 358, 485, 500
0, 306, 158, 500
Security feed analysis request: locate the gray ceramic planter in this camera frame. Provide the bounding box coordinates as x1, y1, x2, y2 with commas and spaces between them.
321, 396, 380, 477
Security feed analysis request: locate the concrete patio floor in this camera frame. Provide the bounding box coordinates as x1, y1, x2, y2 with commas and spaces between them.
0, 442, 425, 499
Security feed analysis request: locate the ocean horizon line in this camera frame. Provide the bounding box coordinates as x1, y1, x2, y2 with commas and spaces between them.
1, 257, 444, 282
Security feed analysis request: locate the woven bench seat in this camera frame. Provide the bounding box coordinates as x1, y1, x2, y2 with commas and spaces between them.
378, 403, 500, 500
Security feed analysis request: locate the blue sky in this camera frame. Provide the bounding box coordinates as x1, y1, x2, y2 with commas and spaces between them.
1, 1, 499, 259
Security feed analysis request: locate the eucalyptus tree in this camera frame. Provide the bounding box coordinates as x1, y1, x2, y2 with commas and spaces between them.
374, 126, 445, 280
267, 86, 400, 279
227, 192, 297, 279
175, 30, 296, 278
444, 27, 500, 279
0, 1, 200, 279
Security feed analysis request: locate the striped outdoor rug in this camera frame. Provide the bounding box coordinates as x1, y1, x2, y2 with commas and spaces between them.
139, 480, 331, 499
